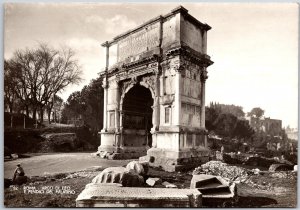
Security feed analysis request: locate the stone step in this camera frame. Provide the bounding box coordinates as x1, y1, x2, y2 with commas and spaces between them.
198, 184, 230, 195
190, 174, 236, 202
197, 181, 223, 189
198, 177, 221, 186
191, 174, 222, 189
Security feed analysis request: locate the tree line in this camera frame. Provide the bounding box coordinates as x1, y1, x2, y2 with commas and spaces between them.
206, 102, 255, 139
61, 76, 104, 132
4, 44, 82, 125
206, 103, 289, 150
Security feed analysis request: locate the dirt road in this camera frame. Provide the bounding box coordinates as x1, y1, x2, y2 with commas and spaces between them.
4, 153, 133, 178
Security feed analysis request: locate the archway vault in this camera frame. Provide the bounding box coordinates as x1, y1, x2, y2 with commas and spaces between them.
121, 84, 153, 149
120, 80, 156, 108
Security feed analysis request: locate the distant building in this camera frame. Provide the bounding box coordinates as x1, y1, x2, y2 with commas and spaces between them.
247, 116, 282, 137
285, 127, 298, 141
262, 117, 282, 136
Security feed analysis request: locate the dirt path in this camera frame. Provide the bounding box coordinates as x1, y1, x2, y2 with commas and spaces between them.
4, 153, 133, 178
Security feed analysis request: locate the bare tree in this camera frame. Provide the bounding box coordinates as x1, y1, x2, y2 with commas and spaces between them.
46, 94, 63, 124
4, 60, 17, 113
7, 43, 82, 124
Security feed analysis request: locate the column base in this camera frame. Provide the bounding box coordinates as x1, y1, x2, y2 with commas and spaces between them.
99, 129, 150, 160
144, 147, 210, 172
98, 146, 149, 160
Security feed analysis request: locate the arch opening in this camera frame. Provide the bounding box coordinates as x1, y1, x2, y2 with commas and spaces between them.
122, 84, 153, 147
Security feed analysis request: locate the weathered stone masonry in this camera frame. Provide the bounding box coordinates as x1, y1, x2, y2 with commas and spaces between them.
98, 6, 213, 171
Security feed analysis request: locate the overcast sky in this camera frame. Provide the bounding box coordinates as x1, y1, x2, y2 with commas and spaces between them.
4, 3, 298, 128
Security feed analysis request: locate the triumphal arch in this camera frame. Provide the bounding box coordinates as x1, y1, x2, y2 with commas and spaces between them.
98, 6, 213, 171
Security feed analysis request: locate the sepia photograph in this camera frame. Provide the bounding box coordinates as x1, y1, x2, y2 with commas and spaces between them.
3, 2, 298, 208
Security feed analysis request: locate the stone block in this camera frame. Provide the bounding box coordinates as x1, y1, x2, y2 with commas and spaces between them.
122, 172, 144, 187
92, 167, 126, 183
76, 185, 202, 207
269, 164, 294, 172
139, 162, 149, 175
92, 167, 144, 187
146, 147, 210, 172
139, 155, 155, 163
126, 161, 145, 175
190, 174, 236, 207
190, 174, 219, 189
162, 181, 177, 188
146, 177, 162, 186
11, 154, 18, 159
253, 168, 260, 175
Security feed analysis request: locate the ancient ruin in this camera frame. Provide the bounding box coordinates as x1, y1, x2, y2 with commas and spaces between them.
98, 6, 213, 171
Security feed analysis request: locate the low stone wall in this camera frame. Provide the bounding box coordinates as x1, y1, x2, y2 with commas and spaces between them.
4, 126, 97, 154
39, 133, 78, 152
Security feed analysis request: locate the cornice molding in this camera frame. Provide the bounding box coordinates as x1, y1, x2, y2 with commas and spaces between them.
166, 46, 214, 67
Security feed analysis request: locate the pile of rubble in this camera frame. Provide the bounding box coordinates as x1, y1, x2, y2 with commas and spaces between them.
193, 161, 249, 183
192, 160, 297, 192
245, 179, 273, 191
193, 161, 270, 191
270, 171, 297, 179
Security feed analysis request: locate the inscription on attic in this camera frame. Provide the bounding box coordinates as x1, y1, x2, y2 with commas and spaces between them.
118, 23, 160, 62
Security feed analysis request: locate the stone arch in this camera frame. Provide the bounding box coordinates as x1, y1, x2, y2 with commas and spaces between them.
120, 80, 155, 109
120, 82, 154, 148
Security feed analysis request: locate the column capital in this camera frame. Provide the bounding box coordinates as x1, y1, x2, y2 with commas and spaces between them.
102, 80, 109, 89
200, 69, 208, 82
154, 63, 162, 76
174, 64, 185, 77
115, 75, 120, 84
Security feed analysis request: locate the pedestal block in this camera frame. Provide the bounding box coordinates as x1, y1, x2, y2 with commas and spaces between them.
146, 145, 210, 171
98, 131, 149, 159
